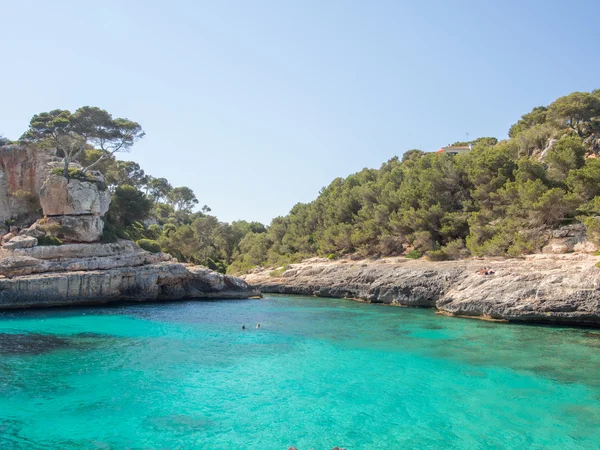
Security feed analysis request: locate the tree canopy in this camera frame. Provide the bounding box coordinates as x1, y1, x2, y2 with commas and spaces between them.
20, 107, 144, 177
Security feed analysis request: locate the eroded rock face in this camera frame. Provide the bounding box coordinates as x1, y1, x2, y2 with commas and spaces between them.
53, 215, 104, 242
0, 241, 261, 308
244, 254, 600, 326
3, 236, 38, 249
39, 174, 110, 216
0, 145, 53, 226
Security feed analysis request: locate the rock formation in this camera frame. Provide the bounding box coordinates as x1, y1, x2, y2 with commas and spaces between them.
0, 144, 52, 228
244, 253, 600, 326
38, 171, 111, 242
0, 241, 261, 308
0, 148, 261, 309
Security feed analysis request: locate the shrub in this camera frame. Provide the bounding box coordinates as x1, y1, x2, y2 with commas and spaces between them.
100, 223, 119, 243
581, 216, 600, 247
37, 235, 62, 246
137, 239, 162, 253
327, 253, 338, 260
440, 239, 469, 259
405, 249, 422, 259
207, 258, 227, 274
426, 249, 447, 261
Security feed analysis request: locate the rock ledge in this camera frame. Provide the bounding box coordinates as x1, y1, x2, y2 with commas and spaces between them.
244, 254, 600, 326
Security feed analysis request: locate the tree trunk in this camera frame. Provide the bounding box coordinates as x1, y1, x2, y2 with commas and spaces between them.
63, 157, 70, 179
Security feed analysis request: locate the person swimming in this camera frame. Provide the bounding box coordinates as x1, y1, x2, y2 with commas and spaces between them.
256, 323, 260, 329
242, 325, 246, 330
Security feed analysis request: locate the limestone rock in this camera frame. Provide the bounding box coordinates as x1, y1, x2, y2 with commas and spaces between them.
0, 144, 53, 226
39, 174, 110, 216
542, 239, 573, 254
53, 215, 104, 242
244, 254, 600, 326
18, 221, 47, 239
1, 232, 15, 244
0, 261, 261, 309
0, 240, 138, 260
3, 235, 38, 249
574, 240, 597, 253
0, 239, 261, 308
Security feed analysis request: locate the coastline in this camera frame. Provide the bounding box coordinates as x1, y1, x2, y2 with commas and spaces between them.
0, 241, 260, 309
243, 253, 600, 327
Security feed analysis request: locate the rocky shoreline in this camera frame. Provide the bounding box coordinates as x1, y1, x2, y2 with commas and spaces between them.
243, 254, 600, 327
0, 241, 260, 309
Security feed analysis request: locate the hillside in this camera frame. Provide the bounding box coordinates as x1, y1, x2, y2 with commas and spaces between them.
229, 89, 600, 273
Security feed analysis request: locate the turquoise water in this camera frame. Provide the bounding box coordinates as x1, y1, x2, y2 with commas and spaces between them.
1, 296, 600, 449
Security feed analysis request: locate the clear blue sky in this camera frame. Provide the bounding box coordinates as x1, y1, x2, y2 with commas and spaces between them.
2, 0, 599, 224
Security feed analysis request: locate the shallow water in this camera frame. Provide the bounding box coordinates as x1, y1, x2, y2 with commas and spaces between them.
0, 295, 599, 449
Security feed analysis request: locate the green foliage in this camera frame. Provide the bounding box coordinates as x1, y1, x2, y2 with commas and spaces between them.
581, 216, 600, 247
37, 235, 62, 246
137, 239, 162, 253
108, 185, 153, 227
426, 249, 447, 261
545, 135, 586, 182
509, 106, 548, 138
223, 89, 600, 267
100, 221, 119, 243
20, 107, 144, 177
405, 250, 422, 259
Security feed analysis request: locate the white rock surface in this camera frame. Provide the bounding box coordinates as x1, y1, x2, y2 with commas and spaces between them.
3, 235, 38, 249
39, 174, 110, 216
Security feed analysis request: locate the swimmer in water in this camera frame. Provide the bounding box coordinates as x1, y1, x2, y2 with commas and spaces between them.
242, 325, 246, 330
256, 323, 260, 329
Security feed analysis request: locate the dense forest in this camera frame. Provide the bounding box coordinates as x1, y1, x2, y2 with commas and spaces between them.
3, 89, 600, 274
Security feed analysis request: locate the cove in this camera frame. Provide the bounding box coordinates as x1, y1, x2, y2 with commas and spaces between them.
0, 295, 599, 449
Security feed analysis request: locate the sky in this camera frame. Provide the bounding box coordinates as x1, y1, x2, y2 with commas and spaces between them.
1, 0, 599, 224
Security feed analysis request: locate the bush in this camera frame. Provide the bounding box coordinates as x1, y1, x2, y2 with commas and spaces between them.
405, 249, 422, 259
207, 258, 227, 274
137, 239, 162, 253
581, 216, 600, 247
426, 249, 447, 261
440, 239, 469, 259
327, 253, 338, 260
37, 235, 62, 246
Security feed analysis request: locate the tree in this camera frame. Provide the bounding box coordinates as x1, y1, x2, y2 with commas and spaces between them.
509, 107, 548, 138
168, 186, 198, 212
20, 107, 144, 177
106, 161, 147, 188
401, 149, 424, 163
72, 107, 145, 171
108, 185, 153, 227
147, 177, 173, 204
545, 135, 586, 182
547, 92, 600, 138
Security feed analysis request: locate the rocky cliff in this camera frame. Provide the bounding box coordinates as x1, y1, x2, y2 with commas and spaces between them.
0, 144, 52, 229
0, 241, 260, 309
0, 147, 260, 309
244, 254, 600, 326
